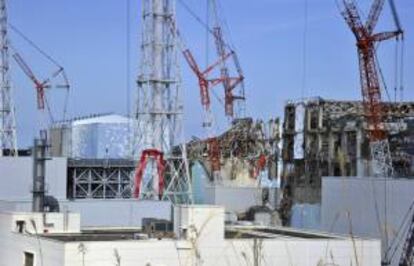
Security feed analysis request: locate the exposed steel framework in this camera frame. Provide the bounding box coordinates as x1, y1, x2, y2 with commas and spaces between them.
133, 0, 192, 203
339, 0, 402, 176
0, 0, 17, 156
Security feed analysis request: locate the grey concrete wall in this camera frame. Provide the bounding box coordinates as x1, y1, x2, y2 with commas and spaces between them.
321, 176, 414, 266
204, 186, 263, 213
0, 157, 67, 201
0, 199, 171, 227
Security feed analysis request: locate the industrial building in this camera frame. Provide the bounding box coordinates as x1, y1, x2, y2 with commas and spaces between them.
281, 98, 414, 205
49, 113, 132, 159
0, 205, 381, 266
0, 0, 412, 264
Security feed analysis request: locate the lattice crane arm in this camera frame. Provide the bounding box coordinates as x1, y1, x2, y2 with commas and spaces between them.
12, 52, 41, 87
372, 31, 402, 42
338, 0, 403, 177
341, 0, 366, 40
366, 0, 385, 34
12, 52, 48, 110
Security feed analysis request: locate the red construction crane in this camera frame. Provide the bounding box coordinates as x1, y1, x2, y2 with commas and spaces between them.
168, 17, 226, 176
12, 52, 69, 117
339, 0, 403, 176
212, 25, 244, 118
182, 49, 230, 175
182, 48, 232, 118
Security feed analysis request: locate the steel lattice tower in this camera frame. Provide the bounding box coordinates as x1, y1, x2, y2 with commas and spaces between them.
0, 0, 17, 157
132, 0, 192, 203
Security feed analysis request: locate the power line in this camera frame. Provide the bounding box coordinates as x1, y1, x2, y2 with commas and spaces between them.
301, 0, 309, 98
126, 0, 131, 117
9, 23, 63, 68
176, 0, 233, 51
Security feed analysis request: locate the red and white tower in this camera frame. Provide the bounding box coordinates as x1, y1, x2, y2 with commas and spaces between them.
132, 0, 192, 203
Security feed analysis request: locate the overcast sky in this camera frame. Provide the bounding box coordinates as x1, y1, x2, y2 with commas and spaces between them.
7, 0, 414, 147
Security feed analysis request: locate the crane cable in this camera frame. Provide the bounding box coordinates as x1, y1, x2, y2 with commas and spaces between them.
385, 198, 414, 263
301, 0, 309, 98
9, 23, 64, 69
399, 38, 404, 101
9, 23, 70, 122
388, 0, 404, 101
177, 0, 235, 52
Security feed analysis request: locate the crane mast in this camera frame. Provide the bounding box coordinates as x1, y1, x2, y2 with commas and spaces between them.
0, 0, 17, 156
339, 0, 402, 177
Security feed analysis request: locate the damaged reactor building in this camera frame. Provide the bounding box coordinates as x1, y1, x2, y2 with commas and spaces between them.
280, 98, 414, 214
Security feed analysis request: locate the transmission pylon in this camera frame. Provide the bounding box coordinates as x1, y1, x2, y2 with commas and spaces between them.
132, 0, 192, 204
0, 0, 17, 157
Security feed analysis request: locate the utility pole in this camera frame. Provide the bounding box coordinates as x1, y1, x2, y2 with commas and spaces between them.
0, 0, 17, 156
133, 0, 192, 203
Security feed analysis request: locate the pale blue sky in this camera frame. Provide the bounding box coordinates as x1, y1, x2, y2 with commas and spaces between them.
7, 0, 414, 147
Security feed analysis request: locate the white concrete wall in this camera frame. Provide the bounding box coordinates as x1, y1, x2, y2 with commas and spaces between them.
59, 238, 380, 266
55, 235, 381, 266
0, 210, 381, 266
5, 212, 80, 234
321, 176, 414, 266
0, 212, 66, 266
0, 231, 381, 266
174, 205, 224, 243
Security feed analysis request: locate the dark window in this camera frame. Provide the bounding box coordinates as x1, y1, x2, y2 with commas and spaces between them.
24, 252, 34, 266
16, 221, 26, 233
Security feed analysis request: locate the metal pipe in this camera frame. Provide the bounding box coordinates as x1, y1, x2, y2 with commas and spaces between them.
32, 138, 46, 212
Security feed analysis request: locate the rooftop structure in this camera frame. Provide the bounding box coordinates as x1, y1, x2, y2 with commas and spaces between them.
0, 205, 381, 266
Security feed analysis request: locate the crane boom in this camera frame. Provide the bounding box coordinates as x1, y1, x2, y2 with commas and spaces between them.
366, 0, 385, 34
211, 0, 245, 118
388, 0, 403, 35
12, 52, 46, 109
339, 0, 402, 177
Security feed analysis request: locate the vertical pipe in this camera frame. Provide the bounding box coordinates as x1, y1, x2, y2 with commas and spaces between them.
32, 138, 46, 212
